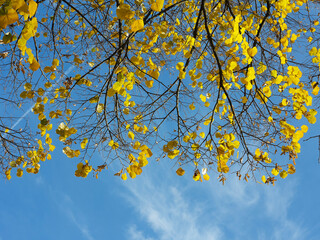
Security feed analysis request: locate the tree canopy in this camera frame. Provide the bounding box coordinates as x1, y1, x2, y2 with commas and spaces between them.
1, 0, 320, 184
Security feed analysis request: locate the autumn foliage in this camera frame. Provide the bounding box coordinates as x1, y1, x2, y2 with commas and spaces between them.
1, 0, 320, 184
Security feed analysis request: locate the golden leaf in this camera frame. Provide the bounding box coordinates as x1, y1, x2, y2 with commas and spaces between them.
151, 0, 164, 12
176, 167, 185, 176
131, 19, 144, 32
116, 4, 134, 20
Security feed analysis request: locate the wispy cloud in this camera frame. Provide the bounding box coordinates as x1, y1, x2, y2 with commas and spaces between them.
123, 167, 224, 240
50, 189, 95, 240
128, 225, 154, 240
262, 181, 306, 240
64, 207, 95, 240
122, 164, 306, 240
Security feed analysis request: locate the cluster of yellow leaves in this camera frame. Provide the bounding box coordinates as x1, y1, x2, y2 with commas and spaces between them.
107, 72, 136, 114
262, 163, 296, 184
5, 137, 53, 179
38, 118, 53, 137
192, 167, 210, 182
176, 62, 186, 80
290, 87, 315, 122
163, 140, 180, 159
280, 123, 308, 158
75, 161, 92, 178
56, 122, 77, 142
5, 0, 319, 185
0, 0, 41, 71
108, 139, 119, 150
63, 147, 80, 158
133, 118, 148, 134
0, 0, 37, 29
20, 82, 35, 99
44, 59, 60, 80
216, 132, 240, 173
125, 145, 152, 179
254, 149, 272, 163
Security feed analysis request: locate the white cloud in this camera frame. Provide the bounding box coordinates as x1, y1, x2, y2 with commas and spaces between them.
262, 182, 306, 240
128, 225, 154, 240
64, 207, 95, 240
122, 164, 306, 240
50, 190, 95, 240
124, 168, 223, 240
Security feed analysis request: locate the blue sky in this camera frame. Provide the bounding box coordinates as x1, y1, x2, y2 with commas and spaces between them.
1, 127, 320, 240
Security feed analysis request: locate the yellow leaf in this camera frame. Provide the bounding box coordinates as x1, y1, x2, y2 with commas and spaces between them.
220, 164, 229, 173
176, 167, 185, 176
81, 138, 88, 149
17, 168, 23, 177
128, 131, 135, 140
176, 62, 184, 71
191, 143, 199, 151
73, 56, 83, 64
168, 149, 179, 159
107, 88, 116, 97
131, 19, 144, 32
113, 82, 122, 92
96, 103, 104, 113
12, 0, 25, 10
200, 94, 206, 102
261, 175, 266, 183
0, 9, 19, 29
204, 117, 213, 125
193, 169, 200, 181
183, 135, 190, 142
123, 108, 130, 114
241, 96, 248, 103
280, 170, 288, 179
49, 144, 55, 151
145, 80, 154, 88
203, 173, 210, 181
29, 59, 40, 71
24, 82, 32, 91
109, 140, 119, 149
287, 164, 296, 174
229, 61, 237, 70
149, 70, 160, 80
151, 0, 164, 12
301, 125, 308, 133
121, 173, 127, 180
28, 0, 38, 17
44, 66, 54, 73
116, 4, 134, 20
19, 3, 29, 20
52, 59, 59, 66
309, 47, 318, 56
196, 60, 202, 69
189, 103, 195, 110
247, 47, 258, 57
